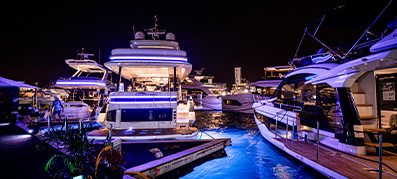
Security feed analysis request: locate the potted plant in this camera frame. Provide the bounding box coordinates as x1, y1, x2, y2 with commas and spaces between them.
97, 148, 126, 179
45, 124, 99, 178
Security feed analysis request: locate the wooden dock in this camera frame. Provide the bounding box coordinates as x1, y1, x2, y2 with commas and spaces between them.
275, 138, 397, 179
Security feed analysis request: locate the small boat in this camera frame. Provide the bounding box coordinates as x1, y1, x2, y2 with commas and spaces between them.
88, 20, 198, 140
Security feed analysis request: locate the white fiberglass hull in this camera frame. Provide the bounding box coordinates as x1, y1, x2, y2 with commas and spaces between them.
195, 95, 222, 111
253, 114, 347, 179
221, 94, 255, 114
253, 103, 366, 156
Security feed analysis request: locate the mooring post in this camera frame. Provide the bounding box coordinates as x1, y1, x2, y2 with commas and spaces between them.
379, 133, 383, 179
316, 121, 319, 162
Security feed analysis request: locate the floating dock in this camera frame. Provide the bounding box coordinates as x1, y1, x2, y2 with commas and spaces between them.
15, 122, 231, 178
123, 138, 231, 178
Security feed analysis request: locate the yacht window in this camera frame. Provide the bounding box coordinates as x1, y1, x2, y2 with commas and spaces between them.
280, 82, 295, 105
79, 72, 104, 79
224, 99, 242, 106
69, 105, 86, 107
120, 108, 172, 122
106, 110, 116, 121
295, 81, 316, 105
271, 74, 314, 106
317, 84, 343, 134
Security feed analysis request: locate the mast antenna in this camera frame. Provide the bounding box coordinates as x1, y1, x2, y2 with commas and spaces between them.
145, 15, 165, 40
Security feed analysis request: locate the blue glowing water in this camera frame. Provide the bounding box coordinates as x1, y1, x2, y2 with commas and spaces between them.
181, 111, 322, 179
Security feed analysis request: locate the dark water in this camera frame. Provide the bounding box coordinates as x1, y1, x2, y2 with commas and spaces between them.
0, 124, 63, 178
181, 111, 324, 179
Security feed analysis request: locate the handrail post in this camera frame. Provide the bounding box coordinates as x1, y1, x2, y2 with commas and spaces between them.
286, 112, 289, 144
379, 133, 383, 179
316, 121, 319, 162
47, 114, 51, 133
275, 113, 278, 138
292, 117, 295, 150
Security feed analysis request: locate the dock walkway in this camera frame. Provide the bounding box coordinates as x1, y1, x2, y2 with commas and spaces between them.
276, 138, 397, 179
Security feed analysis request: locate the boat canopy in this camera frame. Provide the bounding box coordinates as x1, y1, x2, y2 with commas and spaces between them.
66, 59, 107, 73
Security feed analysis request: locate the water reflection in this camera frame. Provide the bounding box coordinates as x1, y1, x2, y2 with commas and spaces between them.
181, 111, 321, 179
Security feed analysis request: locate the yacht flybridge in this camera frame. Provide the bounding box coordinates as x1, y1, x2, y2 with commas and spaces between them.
55, 50, 111, 90
88, 22, 198, 140
54, 49, 113, 107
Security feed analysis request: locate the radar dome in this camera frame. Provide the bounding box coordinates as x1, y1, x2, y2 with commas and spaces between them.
166, 32, 175, 41
135, 31, 145, 40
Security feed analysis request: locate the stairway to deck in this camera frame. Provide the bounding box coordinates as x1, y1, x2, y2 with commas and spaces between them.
352, 91, 378, 129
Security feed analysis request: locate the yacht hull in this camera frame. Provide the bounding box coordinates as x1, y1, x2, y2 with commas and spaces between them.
254, 114, 348, 179
194, 95, 222, 111
221, 94, 254, 114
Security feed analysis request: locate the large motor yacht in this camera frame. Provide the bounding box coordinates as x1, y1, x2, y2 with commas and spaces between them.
253, 1, 397, 162
88, 22, 198, 140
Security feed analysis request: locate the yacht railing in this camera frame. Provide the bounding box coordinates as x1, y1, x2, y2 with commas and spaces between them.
255, 100, 395, 176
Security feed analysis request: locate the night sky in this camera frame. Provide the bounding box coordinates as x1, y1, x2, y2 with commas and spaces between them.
2, 0, 395, 89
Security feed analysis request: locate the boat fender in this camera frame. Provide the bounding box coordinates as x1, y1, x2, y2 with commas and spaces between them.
155, 151, 163, 158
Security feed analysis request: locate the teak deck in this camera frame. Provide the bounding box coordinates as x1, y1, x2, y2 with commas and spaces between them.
275, 138, 397, 179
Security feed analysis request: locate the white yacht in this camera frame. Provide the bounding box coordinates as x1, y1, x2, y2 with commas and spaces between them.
253, 4, 396, 177
55, 49, 113, 107
88, 23, 198, 140
181, 72, 226, 111
221, 67, 256, 114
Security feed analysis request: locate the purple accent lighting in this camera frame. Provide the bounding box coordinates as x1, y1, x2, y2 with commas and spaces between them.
109, 95, 177, 99
109, 55, 187, 62
108, 101, 177, 104
56, 81, 106, 86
